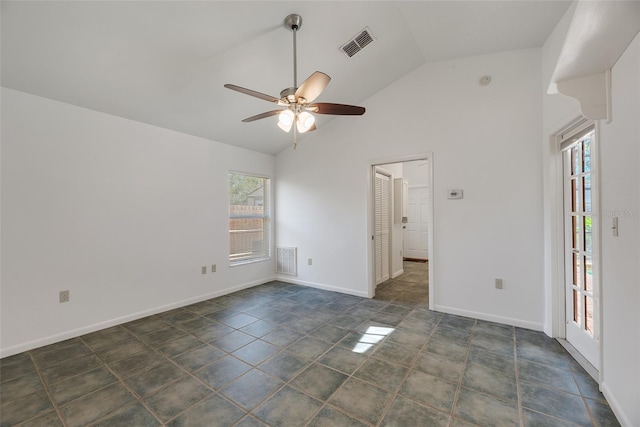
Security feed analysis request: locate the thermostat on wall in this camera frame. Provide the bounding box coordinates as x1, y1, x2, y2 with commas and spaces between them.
447, 189, 463, 199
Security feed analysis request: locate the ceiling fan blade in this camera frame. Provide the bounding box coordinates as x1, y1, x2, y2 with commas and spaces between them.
224, 84, 281, 103
241, 110, 283, 122
308, 103, 365, 116
295, 72, 330, 103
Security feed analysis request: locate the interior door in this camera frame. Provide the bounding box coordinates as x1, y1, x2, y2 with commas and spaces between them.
374, 171, 390, 285
403, 185, 430, 260
563, 127, 599, 368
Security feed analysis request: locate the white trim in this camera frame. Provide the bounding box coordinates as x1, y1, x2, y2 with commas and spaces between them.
553, 130, 567, 338
370, 153, 432, 165
557, 338, 598, 381
408, 184, 429, 190
0, 277, 275, 358
229, 255, 272, 267
601, 382, 633, 427
275, 276, 369, 298
368, 153, 435, 311
435, 304, 544, 331
391, 269, 404, 279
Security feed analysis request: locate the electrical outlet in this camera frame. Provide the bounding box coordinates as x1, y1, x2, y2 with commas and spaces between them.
495, 278, 503, 289
211, 264, 216, 273
59, 290, 70, 303
201, 266, 207, 274
308, 258, 312, 266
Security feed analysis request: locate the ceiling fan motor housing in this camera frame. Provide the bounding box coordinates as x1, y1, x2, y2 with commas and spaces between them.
280, 87, 297, 103
284, 14, 302, 31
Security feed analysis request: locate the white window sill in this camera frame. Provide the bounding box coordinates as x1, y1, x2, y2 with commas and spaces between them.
230, 256, 271, 267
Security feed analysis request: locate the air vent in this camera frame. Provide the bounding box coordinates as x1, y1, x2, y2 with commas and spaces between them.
340, 27, 375, 58
276, 247, 297, 276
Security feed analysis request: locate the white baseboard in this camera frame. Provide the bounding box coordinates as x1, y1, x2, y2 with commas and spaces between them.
0, 277, 276, 358
275, 276, 369, 298
600, 382, 633, 427
556, 338, 598, 381
434, 304, 544, 331
391, 269, 404, 279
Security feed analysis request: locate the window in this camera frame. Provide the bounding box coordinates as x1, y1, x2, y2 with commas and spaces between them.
229, 172, 270, 264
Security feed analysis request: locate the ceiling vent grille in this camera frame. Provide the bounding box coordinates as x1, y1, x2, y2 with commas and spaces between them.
340, 27, 375, 58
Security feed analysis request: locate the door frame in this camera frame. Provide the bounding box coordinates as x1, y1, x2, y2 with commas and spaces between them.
552, 117, 603, 379
561, 125, 600, 368
367, 153, 435, 312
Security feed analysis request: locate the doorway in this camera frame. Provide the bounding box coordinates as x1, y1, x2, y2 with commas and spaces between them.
370, 156, 434, 309
561, 124, 600, 369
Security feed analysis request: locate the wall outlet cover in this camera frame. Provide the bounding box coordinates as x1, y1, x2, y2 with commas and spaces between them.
59, 290, 70, 303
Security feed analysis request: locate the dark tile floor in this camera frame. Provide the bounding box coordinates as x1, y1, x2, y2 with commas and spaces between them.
0, 261, 620, 426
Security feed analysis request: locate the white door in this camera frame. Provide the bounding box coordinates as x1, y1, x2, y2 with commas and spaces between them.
403, 186, 429, 260
563, 127, 599, 368
374, 171, 390, 284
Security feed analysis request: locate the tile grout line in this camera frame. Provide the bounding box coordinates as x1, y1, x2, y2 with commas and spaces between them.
159, 296, 368, 426
24, 351, 69, 427
372, 311, 445, 427
77, 334, 169, 427
8, 269, 432, 427
80, 320, 261, 426
446, 318, 476, 427
233, 299, 410, 426
513, 328, 525, 427
244, 315, 372, 426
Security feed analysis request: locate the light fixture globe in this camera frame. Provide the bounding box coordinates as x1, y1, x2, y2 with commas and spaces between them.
296, 111, 315, 133
277, 109, 294, 132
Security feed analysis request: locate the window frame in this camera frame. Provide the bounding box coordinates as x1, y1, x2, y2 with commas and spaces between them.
228, 171, 272, 266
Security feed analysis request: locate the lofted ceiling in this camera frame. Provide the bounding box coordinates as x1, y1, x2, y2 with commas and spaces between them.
1, 1, 571, 155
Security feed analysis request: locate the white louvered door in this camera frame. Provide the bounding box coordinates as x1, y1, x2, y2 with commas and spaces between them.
375, 171, 390, 285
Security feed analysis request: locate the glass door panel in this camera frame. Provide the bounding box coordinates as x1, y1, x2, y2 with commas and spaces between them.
564, 128, 599, 368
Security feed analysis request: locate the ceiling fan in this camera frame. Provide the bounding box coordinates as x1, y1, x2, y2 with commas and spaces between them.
224, 14, 366, 149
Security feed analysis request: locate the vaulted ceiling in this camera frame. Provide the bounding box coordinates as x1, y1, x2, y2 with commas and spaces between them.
1, 1, 571, 155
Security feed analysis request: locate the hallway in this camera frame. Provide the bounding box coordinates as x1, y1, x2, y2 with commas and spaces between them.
375, 260, 428, 306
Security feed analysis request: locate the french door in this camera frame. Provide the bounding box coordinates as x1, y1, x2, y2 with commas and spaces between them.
563, 126, 599, 368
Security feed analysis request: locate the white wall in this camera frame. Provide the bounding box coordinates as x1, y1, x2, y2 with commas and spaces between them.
541, 1, 582, 338
276, 48, 544, 329
541, 12, 640, 423
403, 160, 430, 188
0, 88, 276, 357
598, 33, 640, 427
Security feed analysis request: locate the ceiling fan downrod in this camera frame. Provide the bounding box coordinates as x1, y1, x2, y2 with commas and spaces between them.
284, 14, 302, 89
